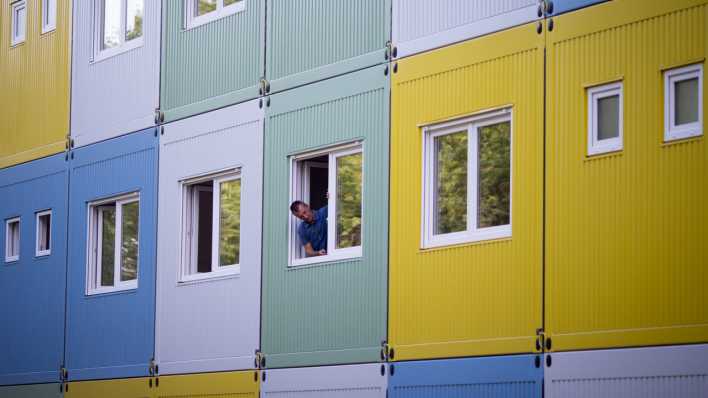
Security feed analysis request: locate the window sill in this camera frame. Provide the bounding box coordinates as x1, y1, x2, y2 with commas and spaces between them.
86, 282, 138, 296
184, 2, 246, 31
91, 39, 144, 65
10, 40, 25, 49
289, 250, 362, 268
34, 251, 51, 258
422, 227, 511, 250
178, 266, 241, 285
4, 256, 20, 263
40, 27, 56, 36
665, 128, 702, 143
662, 133, 703, 147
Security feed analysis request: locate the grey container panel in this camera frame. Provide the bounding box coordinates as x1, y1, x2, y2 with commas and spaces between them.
261, 363, 388, 398
0, 384, 62, 398
261, 65, 390, 368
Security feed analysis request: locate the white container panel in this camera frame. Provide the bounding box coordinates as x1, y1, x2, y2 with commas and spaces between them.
155, 99, 264, 375
392, 0, 539, 58
545, 345, 708, 398
261, 363, 388, 398
71, 0, 161, 147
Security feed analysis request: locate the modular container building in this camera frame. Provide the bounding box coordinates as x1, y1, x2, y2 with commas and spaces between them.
391, 0, 540, 59
388, 21, 545, 362
545, 345, 708, 397
0, 154, 68, 385
389, 355, 543, 398
265, 0, 390, 93
70, 0, 161, 147
545, 0, 708, 352
155, 99, 264, 375
261, 363, 388, 398
160, 0, 265, 123
65, 128, 158, 381
0, 384, 63, 398
261, 65, 390, 368
549, 0, 608, 16
0, 0, 70, 168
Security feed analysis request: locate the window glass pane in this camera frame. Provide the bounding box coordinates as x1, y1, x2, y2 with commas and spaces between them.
125, 0, 143, 41
224, 0, 241, 5
196, 0, 217, 16
102, 0, 121, 49
196, 188, 213, 273
597, 95, 620, 140
120, 201, 139, 281
478, 122, 511, 229
43, 0, 56, 29
7, 221, 20, 257
15, 5, 26, 39
675, 77, 699, 125
434, 131, 468, 235
219, 179, 241, 266
336, 153, 362, 249
38, 214, 51, 252
100, 208, 116, 286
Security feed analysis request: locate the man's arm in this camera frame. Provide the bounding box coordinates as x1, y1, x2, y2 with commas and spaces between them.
303, 242, 325, 257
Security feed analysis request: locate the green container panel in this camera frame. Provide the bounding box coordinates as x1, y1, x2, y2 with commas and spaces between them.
0, 384, 62, 398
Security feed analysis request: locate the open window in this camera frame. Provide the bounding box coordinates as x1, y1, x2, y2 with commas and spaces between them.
665, 64, 703, 142
289, 143, 363, 267
41, 0, 57, 34
35, 210, 51, 257
86, 193, 140, 295
93, 0, 144, 62
587, 82, 623, 156
180, 169, 242, 282
185, 0, 245, 30
422, 108, 512, 249
5, 217, 20, 263
10, 1, 27, 46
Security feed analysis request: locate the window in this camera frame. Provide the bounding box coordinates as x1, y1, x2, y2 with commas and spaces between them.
11, 1, 26, 46
289, 143, 363, 266
35, 210, 51, 257
180, 170, 242, 282
41, 0, 57, 33
422, 109, 512, 248
587, 82, 623, 156
665, 64, 703, 141
185, 0, 245, 30
86, 193, 139, 295
5, 218, 20, 262
93, 0, 144, 62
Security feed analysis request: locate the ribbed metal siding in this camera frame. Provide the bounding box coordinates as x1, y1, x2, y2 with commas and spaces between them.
549, 0, 608, 16
66, 377, 151, 398
156, 370, 259, 397
261, 65, 389, 368
0, 0, 70, 168
160, 0, 264, 122
266, 0, 389, 93
0, 154, 68, 386
0, 384, 63, 398
65, 129, 158, 381
389, 355, 542, 398
70, 0, 161, 147
389, 22, 544, 361
545, 0, 708, 351
261, 364, 387, 398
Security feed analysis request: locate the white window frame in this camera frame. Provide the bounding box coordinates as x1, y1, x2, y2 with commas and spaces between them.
5, 217, 21, 263
41, 0, 57, 34
665, 64, 703, 142
422, 108, 513, 249
184, 0, 246, 30
86, 192, 140, 295
10, 1, 27, 47
288, 142, 364, 267
587, 82, 624, 156
35, 210, 52, 257
179, 169, 242, 283
92, 0, 145, 63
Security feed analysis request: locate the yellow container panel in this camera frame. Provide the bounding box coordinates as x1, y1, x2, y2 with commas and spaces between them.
389, 22, 545, 361
0, 0, 70, 168
546, 0, 708, 351
155, 371, 259, 397
66, 377, 152, 398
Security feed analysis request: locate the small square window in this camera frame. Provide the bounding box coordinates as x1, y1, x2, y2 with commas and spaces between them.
289, 143, 363, 267
41, 0, 57, 34
587, 82, 623, 156
93, 0, 144, 62
86, 193, 140, 295
422, 109, 512, 248
180, 170, 242, 282
11, 1, 27, 46
35, 210, 52, 257
185, 0, 245, 30
665, 64, 703, 141
5, 217, 20, 262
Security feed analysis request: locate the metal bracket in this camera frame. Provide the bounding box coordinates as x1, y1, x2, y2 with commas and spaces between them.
535, 328, 545, 351
380, 340, 390, 361
154, 108, 164, 125
259, 78, 271, 95
385, 40, 392, 60
255, 350, 266, 369
148, 358, 157, 377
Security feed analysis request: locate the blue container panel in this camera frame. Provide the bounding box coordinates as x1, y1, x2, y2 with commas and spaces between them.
389, 355, 542, 398
550, 0, 608, 15
0, 154, 68, 385
65, 128, 158, 381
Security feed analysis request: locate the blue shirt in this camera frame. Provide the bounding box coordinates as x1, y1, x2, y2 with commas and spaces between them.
298, 206, 328, 253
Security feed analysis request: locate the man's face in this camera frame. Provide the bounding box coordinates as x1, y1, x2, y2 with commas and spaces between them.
293, 203, 315, 223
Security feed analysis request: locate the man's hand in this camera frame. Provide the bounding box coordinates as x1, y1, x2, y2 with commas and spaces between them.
317, 249, 326, 256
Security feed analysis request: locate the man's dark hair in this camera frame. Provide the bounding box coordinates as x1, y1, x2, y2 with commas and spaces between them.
290, 200, 306, 214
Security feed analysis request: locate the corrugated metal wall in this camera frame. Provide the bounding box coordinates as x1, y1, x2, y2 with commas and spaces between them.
160, 0, 265, 123
0, 383, 63, 398
70, 0, 161, 147
66, 377, 151, 398
549, 0, 608, 16
265, 0, 390, 93
545, 0, 708, 352
389, 21, 545, 362
261, 364, 387, 398
156, 100, 264, 375
157, 370, 259, 397
65, 128, 158, 381
261, 65, 389, 368
0, 0, 70, 168
0, 154, 68, 386
392, 0, 539, 58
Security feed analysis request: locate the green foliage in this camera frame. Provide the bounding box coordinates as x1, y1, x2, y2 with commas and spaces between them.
477, 122, 511, 228
197, 0, 217, 15
219, 179, 241, 266
100, 208, 116, 286
120, 201, 139, 281
435, 131, 468, 234
336, 153, 362, 248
